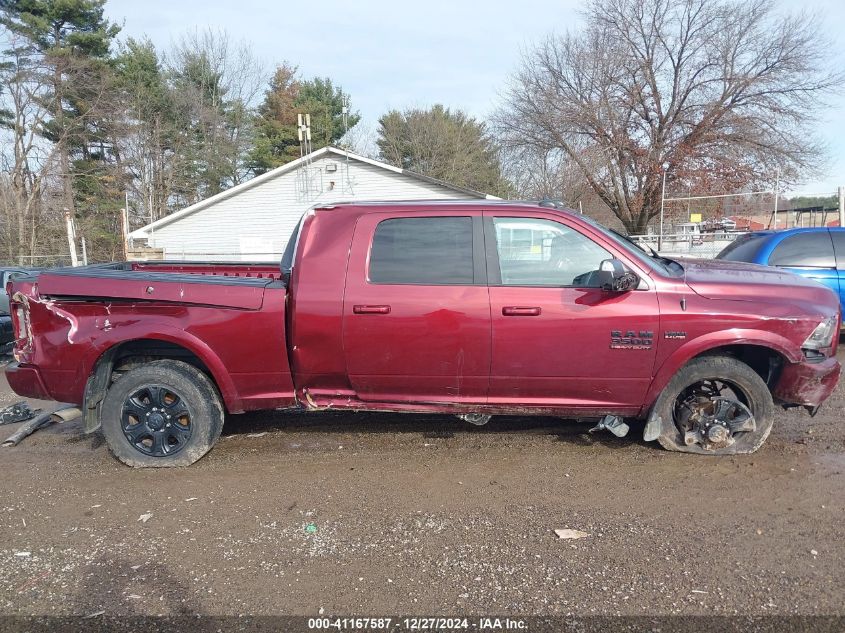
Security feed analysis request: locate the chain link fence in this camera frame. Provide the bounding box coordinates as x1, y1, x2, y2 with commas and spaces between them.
629, 231, 741, 259
0, 254, 75, 268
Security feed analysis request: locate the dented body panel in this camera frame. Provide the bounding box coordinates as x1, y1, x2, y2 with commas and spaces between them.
5, 202, 842, 427
7, 264, 295, 413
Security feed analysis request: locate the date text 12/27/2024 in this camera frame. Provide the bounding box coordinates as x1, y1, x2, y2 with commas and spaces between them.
306, 617, 528, 630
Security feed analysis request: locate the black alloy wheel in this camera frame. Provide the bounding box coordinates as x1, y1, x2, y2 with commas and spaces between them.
121, 385, 194, 457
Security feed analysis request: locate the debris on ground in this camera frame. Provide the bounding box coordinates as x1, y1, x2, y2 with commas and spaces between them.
1, 406, 81, 447
51, 407, 82, 423
0, 401, 37, 426
2, 412, 54, 447
138, 513, 153, 523
554, 528, 591, 540
304, 522, 318, 534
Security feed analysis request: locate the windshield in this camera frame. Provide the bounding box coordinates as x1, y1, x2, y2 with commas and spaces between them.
576, 214, 684, 277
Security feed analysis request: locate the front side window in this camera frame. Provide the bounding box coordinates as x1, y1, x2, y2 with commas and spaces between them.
769, 232, 835, 268
492, 217, 611, 286
369, 216, 474, 285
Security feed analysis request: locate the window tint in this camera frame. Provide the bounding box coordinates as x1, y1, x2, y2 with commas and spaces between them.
716, 233, 769, 262
369, 217, 474, 285
492, 218, 611, 286
769, 232, 835, 268
831, 231, 845, 269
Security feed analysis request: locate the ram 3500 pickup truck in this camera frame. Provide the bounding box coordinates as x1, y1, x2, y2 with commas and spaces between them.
5, 201, 841, 466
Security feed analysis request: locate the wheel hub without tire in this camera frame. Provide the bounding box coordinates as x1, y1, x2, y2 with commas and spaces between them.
674, 382, 756, 451
121, 385, 193, 457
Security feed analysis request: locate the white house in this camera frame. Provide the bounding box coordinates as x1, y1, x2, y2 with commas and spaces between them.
129, 146, 499, 261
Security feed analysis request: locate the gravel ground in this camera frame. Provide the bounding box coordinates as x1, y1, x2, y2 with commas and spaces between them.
0, 353, 843, 621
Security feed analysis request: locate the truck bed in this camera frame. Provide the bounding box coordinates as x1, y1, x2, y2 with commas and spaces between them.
7, 260, 294, 414
35, 262, 284, 310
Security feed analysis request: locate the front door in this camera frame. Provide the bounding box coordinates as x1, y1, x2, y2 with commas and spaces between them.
485, 212, 659, 412
342, 211, 491, 404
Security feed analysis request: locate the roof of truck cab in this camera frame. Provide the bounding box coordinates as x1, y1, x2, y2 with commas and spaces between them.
314, 199, 574, 211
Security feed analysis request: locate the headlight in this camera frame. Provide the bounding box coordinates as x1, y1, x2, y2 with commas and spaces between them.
802, 316, 837, 351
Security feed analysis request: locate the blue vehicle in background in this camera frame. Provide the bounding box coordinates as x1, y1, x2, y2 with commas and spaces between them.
716, 227, 845, 313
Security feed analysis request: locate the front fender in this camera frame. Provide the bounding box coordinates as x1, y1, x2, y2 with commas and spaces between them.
642, 328, 800, 416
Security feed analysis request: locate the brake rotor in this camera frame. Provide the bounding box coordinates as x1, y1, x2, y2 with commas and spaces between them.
676, 392, 756, 451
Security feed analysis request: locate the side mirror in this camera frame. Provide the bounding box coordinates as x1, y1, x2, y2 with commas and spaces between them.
597, 259, 639, 292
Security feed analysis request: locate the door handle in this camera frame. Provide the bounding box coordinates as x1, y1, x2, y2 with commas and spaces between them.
502, 306, 541, 316
353, 304, 391, 314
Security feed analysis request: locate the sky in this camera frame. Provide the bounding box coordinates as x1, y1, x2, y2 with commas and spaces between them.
105, 0, 845, 197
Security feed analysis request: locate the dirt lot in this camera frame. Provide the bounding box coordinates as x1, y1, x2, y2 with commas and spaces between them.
0, 353, 843, 621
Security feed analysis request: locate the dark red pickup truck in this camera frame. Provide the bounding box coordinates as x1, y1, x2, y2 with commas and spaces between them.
5, 201, 841, 466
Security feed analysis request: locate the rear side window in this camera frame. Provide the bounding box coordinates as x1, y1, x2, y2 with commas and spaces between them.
369, 217, 474, 285
716, 233, 768, 261
769, 232, 835, 268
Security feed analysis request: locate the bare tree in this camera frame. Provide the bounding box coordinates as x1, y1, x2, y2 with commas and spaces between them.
339, 120, 378, 158
496, 0, 842, 233
0, 29, 63, 264
167, 28, 266, 198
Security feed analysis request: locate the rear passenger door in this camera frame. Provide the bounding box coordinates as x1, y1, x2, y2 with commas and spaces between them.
767, 231, 839, 301
342, 211, 491, 404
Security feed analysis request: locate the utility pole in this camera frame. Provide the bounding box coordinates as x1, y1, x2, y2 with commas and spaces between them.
772, 169, 780, 229
839, 186, 844, 228
64, 209, 79, 267
120, 207, 130, 260
658, 164, 668, 251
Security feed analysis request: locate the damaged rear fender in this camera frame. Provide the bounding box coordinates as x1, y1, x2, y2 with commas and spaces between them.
82, 329, 243, 427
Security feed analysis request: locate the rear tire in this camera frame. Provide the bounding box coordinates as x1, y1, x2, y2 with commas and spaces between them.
100, 360, 224, 467
654, 356, 774, 455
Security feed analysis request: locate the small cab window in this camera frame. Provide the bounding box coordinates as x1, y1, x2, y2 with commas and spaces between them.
492, 217, 611, 286
369, 216, 474, 285
768, 232, 835, 268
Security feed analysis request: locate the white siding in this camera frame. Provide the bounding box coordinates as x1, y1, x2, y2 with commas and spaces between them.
144, 153, 479, 261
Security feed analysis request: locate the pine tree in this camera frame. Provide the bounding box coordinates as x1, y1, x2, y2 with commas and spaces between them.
249, 64, 359, 173
1, 0, 121, 258
377, 105, 510, 196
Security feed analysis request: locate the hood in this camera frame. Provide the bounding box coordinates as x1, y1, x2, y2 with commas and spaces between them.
679, 257, 839, 314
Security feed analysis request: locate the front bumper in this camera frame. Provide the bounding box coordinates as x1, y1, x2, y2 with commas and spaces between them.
4, 362, 52, 401
773, 356, 841, 407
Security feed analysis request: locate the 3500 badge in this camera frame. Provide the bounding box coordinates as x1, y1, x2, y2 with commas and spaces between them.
610, 330, 654, 350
